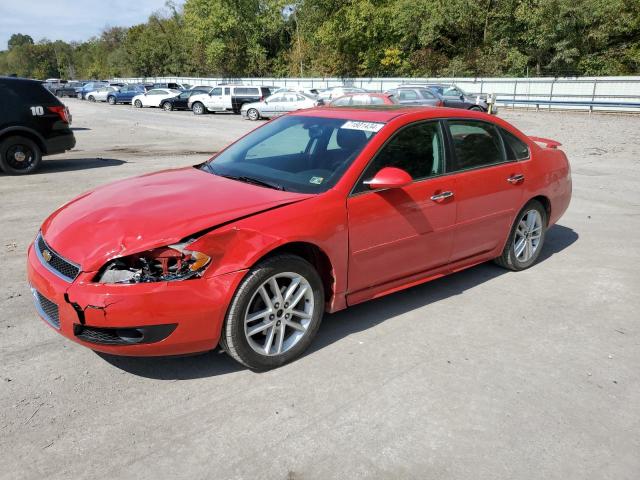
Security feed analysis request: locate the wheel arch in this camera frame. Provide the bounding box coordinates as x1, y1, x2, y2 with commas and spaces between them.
0, 127, 47, 154
529, 195, 551, 225
255, 241, 335, 309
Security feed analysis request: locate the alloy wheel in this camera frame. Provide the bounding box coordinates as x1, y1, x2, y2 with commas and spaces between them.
244, 272, 314, 356
514, 209, 543, 262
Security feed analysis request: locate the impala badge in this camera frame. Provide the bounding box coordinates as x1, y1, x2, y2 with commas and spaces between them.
42, 249, 52, 262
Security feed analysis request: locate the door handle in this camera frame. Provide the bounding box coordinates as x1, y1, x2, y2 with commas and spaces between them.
430, 191, 454, 202
507, 174, 525, 184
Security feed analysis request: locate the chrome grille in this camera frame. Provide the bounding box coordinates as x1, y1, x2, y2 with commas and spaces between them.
36, 233, 80, 282
32, 289, 60, 329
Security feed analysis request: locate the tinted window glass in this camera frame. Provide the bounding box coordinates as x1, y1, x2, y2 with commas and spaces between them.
211, 87, 222, 96
501, 128, 530, 160
371, 96, 385, 105
354, 121, 445, 193
6, 82, 59, 104
448, 120, 506, 170
332, 97, 350, 106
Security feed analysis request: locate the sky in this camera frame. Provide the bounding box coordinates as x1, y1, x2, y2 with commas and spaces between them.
0, 0, 183, 50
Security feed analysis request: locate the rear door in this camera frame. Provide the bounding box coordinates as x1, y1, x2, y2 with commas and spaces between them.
444, 119, 528, 263
347, 121, 457, 302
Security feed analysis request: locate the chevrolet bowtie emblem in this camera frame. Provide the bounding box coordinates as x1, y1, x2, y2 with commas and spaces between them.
42, 249, 52, 262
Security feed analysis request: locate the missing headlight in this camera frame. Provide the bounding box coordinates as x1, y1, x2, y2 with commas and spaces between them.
96, 244, 211, 284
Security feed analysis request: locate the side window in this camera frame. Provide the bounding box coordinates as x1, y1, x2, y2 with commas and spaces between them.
332, 97, 350, 106
500, 128, 530, 160
399, 90, 418, 101
354, 121, 445, 194
419, 89, 436, 99
224, 87, 231, 95
211, 87, 222, 96
448, 120, 506, 171
268, 94, 284, 102
370, 96, 385, 105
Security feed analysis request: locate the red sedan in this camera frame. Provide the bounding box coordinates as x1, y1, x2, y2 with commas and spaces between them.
27, 107, 571, 369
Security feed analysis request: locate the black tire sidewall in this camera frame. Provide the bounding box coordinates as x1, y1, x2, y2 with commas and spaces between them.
224, 255, 325, 370
0, 136, 42, 175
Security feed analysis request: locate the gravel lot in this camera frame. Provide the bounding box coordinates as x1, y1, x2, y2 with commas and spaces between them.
1, 99, 639, 480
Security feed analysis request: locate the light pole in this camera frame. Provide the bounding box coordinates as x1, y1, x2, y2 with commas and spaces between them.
282, 3, 303, 77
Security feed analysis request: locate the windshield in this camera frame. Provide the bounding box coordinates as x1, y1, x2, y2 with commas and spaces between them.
202, 115, 383, 193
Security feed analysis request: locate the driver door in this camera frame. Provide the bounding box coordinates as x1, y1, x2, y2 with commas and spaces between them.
205, 87, 223, 110
346, 121, 457, 303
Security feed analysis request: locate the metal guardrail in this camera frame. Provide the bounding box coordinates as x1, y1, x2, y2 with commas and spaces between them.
497, 98, 640, 112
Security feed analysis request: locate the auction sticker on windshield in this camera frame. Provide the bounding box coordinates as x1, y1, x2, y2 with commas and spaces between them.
340, 121, 385, 132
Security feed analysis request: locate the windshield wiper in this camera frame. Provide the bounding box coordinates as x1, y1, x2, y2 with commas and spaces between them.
215, 173, 286, 191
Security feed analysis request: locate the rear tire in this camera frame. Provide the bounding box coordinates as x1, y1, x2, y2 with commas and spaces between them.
221, 254, 325, 370
495, 200, 547, 271
192, 102, 205, 115
107, 96, 116, 105
0, 136, 42, 175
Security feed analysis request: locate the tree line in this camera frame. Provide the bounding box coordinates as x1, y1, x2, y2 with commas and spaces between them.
1, 0, 638, 80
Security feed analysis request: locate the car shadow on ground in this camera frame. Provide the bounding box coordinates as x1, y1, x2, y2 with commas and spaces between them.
70, 127, 91, 131
35, 157, 126, 174
98, 224, 578, 380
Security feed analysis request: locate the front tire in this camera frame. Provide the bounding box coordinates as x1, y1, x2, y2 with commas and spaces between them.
107, 96, 116, 105
221, 254, 325, 370
134, 99, 143, 108
247, 108, 260, 121
162, 101, 173, 111
0, 136, 42, 175
469, 105, 484, 111
88, 95, 95, 102
192, 102, 205, 115
495, 200, 547, 271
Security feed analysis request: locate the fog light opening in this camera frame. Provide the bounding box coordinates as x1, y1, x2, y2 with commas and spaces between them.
115, 328, 144, 344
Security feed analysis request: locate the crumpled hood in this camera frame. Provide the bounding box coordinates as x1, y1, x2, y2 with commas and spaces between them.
41, 167, 311, 272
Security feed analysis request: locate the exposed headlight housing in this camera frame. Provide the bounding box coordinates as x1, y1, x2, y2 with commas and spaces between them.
96, 242, 211, 284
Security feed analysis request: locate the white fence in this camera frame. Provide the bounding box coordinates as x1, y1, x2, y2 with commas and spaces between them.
113, 76, 640, 112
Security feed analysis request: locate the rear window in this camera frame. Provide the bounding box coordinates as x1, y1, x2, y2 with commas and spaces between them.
235, 87, 260, 96
3, 81, 60, 105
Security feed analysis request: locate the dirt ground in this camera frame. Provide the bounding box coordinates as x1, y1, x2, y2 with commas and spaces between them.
1, 100, 639, 480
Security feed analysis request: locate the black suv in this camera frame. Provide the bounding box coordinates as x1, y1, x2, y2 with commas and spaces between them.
0, 77, 76, 174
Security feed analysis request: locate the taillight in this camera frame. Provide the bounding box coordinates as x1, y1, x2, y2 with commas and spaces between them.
48, 105, 70, 124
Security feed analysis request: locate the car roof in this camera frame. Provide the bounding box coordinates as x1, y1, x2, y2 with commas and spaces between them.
292, 105, 494, 122
0, 76, 44, 85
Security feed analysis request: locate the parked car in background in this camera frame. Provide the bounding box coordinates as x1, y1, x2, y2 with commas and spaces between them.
76, 81, 108, 100
271, 86, 319, 97
152, 82, 189, 91
26, 106, 571, 368
160, 88, 211, 111
241, 92, 320, 120
132, 88, 180, 108
107, 84, 147, 105
86, 86, 119, 102
0, 77, 75, 175
188, 85, 272, 114
384, 87, 444, 107
404, 83, 494, 112
317, 86, 368, 101
330, 93, 397, 106
54, 81, 85, 98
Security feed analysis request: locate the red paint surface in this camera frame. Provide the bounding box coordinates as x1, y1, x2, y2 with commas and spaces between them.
28, 107, 572, 356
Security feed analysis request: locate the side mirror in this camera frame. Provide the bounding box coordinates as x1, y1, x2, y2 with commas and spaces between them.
459, 95, 465, 100
364, 167, 412, 190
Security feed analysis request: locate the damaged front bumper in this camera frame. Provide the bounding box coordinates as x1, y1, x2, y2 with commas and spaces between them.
27, 242, 247, 356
